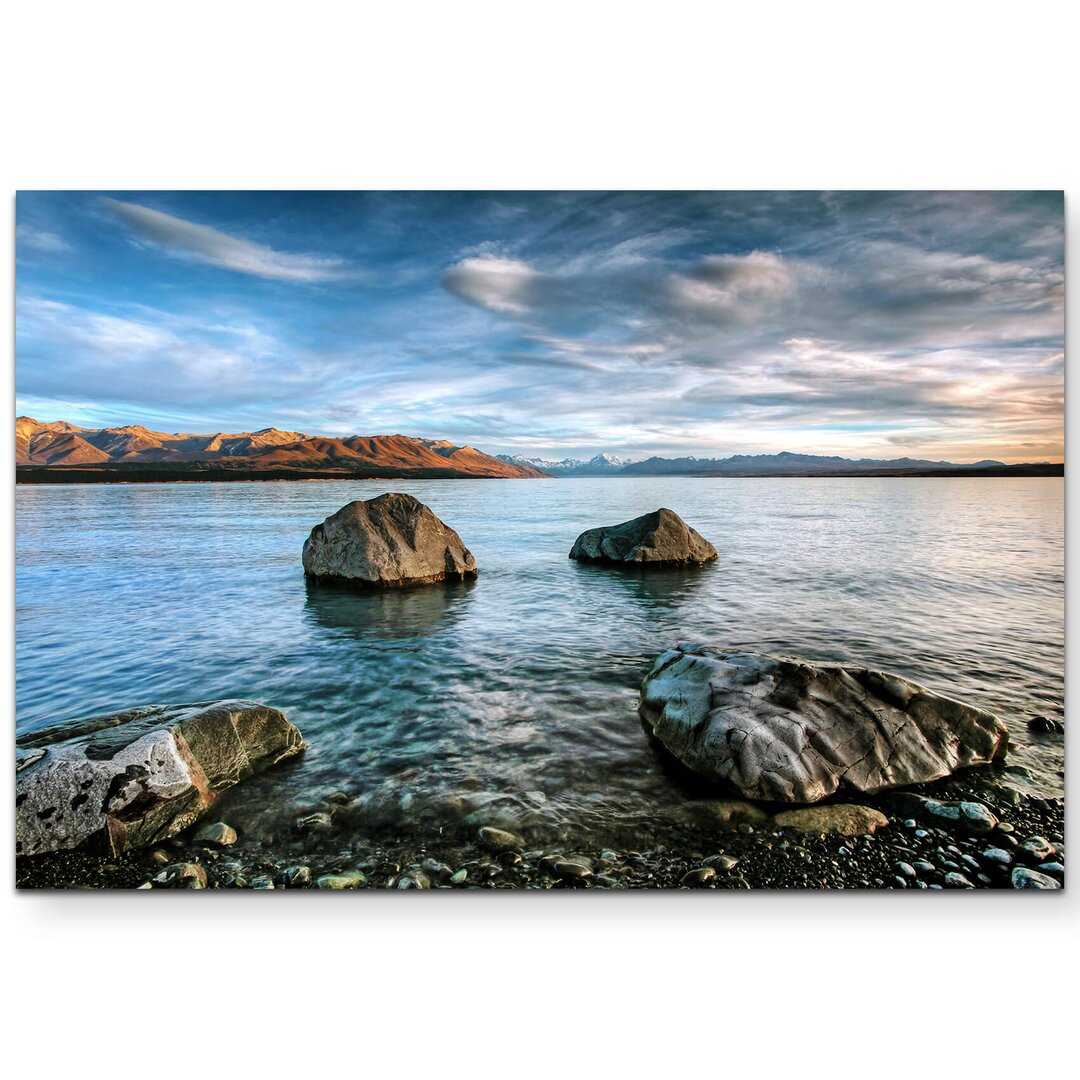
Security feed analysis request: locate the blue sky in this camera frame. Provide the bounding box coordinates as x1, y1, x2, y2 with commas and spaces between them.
15, 191, 1063, 462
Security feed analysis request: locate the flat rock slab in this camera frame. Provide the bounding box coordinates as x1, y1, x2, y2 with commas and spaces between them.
303, 492, 477, 588
773, 804, 890, 836
639, 646, 1009, 804
569, 508, 717, 567
16, 701, 304, 857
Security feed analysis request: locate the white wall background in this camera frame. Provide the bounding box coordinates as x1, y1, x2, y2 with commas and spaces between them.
2, 3, 1076, 1077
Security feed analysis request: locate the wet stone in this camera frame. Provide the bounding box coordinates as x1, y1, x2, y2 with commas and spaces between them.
1018, 837, 1055, 864
477, 826, 524, 852
421, 858, 453, 881
944, 872, 975, 889
1035, 862, 1065, 881
316, 870, 366, 889
281, 865, 312, 888
194, 821, 237, 846
249, 875, 276, 889
153, 862, 207, 889
552, 860, 592, 880
981, 848, 1013, 868
1027, 716, 1064, 734
1011, 867, 1061, 890
704, 854, 739, 871
681, 867, 716, 887
296, 812, 333, 833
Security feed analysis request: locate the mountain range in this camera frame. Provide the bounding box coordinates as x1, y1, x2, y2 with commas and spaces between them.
617, 450, 1015, 475
15, 417, 545, 479
14, 418, 1062, 482
505, 447, 1060, 477
496, 451, 634, 476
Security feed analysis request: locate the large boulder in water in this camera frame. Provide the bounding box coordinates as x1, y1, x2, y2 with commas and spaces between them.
639, 646, 1009, 803
16, 701, 304, 857
303, 492, 477, 589
569, 508, 717, 567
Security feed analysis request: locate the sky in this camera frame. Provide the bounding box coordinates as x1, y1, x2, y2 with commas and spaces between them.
15, 190, 1064, 463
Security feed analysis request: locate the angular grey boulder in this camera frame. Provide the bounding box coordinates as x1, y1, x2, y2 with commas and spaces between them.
303, 492, 477, 589
639, 646, 1009, 803
569, 508, 717, 567
16, 701, 304, 857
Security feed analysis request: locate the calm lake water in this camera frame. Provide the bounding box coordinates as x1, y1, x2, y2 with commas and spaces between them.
15, 477, 1065, 842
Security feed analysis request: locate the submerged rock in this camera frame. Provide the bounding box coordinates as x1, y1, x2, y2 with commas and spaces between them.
1027, 716, 1064, 734
680, 798, 771, 830
639, 646, 1009, 804
16, 701, 304, 857
569, 508, 717, 567
302, 492, 477, 589
477, 826, 525, 852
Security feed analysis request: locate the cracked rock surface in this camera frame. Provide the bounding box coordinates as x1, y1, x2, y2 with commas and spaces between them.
16, 701, 304, 857
639, 646, 1009, 803
303, 492, 477, 589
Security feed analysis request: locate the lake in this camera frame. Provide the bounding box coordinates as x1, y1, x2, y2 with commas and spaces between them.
15, 476, 1065, 844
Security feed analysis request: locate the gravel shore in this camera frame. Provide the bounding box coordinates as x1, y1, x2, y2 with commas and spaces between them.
16, 772, 1064, 891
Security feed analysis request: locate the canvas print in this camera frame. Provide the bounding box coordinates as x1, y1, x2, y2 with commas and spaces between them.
14, 191, 1064, 891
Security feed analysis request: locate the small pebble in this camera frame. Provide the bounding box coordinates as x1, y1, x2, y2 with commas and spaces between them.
1018, 836, 1055, 863
316, 871, 366, 889
704, 854, 739, 871
944, 872, 975, 889
281, 865, 312, 888
553, 860, 592, 880
194, 821, 237, 846
681, 867, 716, 887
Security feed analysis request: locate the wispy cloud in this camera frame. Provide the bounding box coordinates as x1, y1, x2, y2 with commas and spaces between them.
103, 199, 360, 282
16, 225, 72, 254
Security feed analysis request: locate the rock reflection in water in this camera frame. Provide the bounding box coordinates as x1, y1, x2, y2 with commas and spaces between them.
302, 577, 476, 642
568, 559, 715, 617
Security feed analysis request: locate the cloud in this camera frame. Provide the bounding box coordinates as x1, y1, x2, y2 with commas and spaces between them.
103, 199, 358, 282
16, 225, 72, 253
441, 255, 545, 314
664, 251, 800, 325
433, 196, 1063, 461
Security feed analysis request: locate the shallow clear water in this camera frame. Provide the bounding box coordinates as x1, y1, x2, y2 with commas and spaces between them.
15, 477, 1065, 841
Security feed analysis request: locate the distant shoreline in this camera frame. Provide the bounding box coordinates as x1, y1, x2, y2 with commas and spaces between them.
15, 462, 1064, 484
